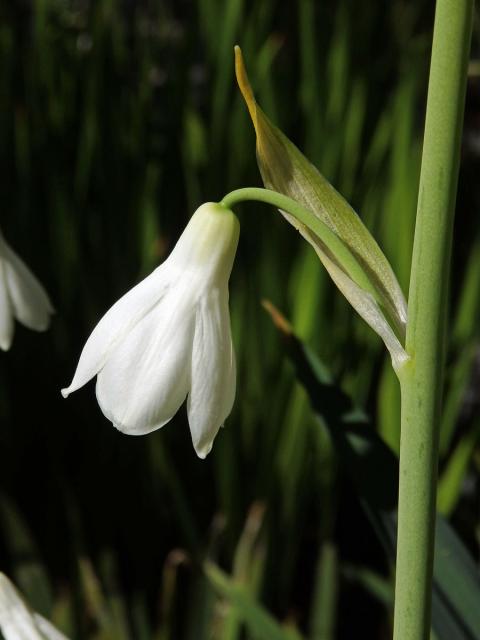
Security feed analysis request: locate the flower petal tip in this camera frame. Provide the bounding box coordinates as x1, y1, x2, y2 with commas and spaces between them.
194, 442, 213, 460
37, 318, 53, 332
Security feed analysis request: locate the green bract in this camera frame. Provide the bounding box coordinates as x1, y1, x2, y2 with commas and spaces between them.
235, 46, 409, 370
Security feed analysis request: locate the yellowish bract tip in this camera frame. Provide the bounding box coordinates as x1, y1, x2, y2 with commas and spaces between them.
234, 46, 258, 134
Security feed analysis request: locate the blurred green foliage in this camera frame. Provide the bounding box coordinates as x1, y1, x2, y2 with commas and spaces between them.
0, 0, 479, 638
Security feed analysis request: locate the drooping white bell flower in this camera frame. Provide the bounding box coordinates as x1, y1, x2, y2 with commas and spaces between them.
0, 230, 54, 351
62, 202, 239, 458
0, 573, 69, 640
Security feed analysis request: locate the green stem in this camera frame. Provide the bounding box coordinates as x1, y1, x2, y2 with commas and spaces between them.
222, 186, 331, 235
393, 1, 472, 639
221, 187, 375, 297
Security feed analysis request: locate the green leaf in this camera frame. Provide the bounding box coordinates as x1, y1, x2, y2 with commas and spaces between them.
0, 496, 53, 617
438, 419, 480, 515
342, 565, 392, 606
210, 504, 267, 640
308, 542, 339, 640
204, 562, 304, 640
433, 517, 480, 640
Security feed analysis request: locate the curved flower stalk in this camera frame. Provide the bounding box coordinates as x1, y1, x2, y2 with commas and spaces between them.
0, 230, 54, 351
0, 573, 69, 640
62, 203, 239, 459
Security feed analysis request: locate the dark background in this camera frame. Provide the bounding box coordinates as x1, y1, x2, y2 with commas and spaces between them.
0, 1, 479, 638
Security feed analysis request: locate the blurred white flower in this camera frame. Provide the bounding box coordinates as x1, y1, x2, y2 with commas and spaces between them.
0, 230, 54, 351
0, 572, 69, 640
62, 202, 239, 458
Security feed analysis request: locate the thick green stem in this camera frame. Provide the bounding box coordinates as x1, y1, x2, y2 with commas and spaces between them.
393, 1, 472, 639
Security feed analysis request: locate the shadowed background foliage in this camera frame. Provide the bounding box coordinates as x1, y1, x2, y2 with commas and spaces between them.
0, 1, 479, 638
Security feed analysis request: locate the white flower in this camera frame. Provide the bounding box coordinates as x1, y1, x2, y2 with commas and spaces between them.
0, 572, 69, 640
62, 202, 239, 458
0, 230, 54, 351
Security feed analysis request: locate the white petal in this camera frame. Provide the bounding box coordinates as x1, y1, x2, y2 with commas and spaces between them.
33, 615, 69, 640
0, 573, 47, 640
61, 264, 173, 397
95, 280, 196, 434
1, 243, 53, 332
187, 288, 236, 458
0, 260, 14, 351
